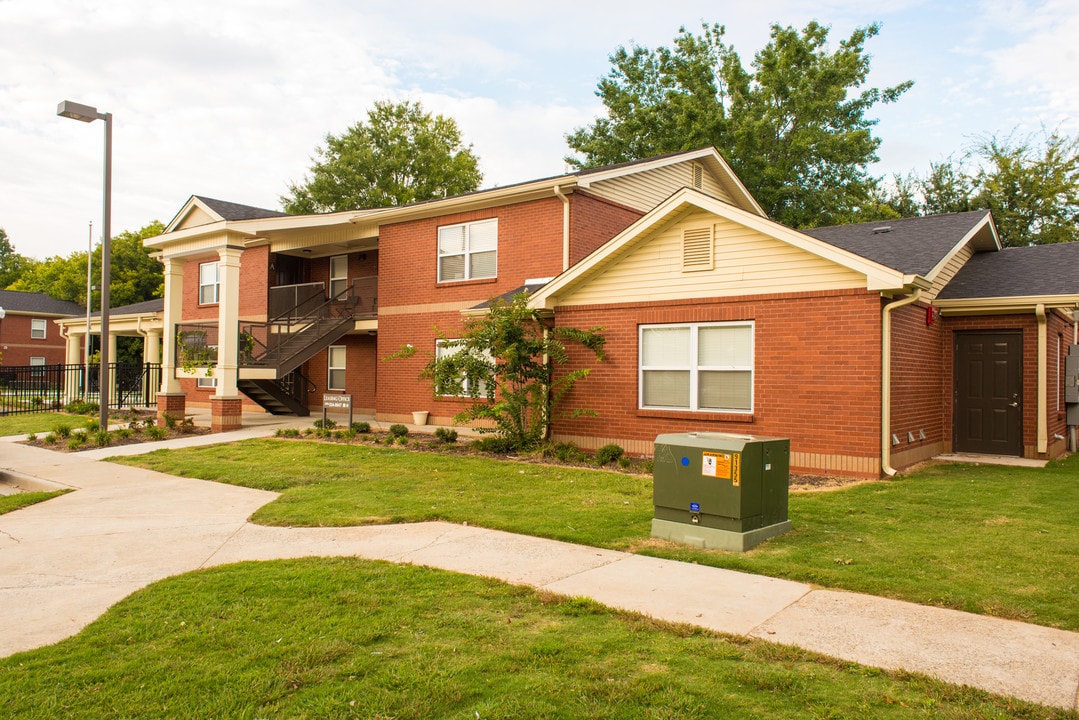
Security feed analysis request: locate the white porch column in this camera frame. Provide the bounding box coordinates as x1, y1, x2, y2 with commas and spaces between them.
63, 329, 82, 403
143, 328, 162, 363
159, 256, 186, 394
64, 330, 82, 364
215, 246, 243, 397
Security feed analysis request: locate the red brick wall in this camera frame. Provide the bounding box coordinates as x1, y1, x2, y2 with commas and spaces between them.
568, 192, 644, 265
377, 197, 566, 309
889, 301, 946, 463
181, 246, 271, 322
0, 314, 71, 365
304, 334, 378, 413
550, 289, 884, 475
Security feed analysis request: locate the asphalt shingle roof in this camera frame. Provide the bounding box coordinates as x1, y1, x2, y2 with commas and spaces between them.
88, 298, 164, 318
936, 241, 1079, 299
195, 196, 289, 221
0, 289, 84, 316
803, 210, 992, 276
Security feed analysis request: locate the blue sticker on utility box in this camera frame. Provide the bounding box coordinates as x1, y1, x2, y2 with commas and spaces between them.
690, 502, 700, 512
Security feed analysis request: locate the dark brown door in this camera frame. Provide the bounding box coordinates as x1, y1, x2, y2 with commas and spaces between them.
954, 331, 1022, 455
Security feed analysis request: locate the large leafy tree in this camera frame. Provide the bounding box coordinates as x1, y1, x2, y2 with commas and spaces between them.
877, 129, 1079, 246
282, 100, 483, 213
566, 21, 912, 228
8, 221, 165, 306
0, 227, 34, 289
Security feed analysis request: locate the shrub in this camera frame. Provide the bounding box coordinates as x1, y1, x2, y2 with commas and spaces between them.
434, 427, 458, 443
53, 423, 72, 439
44, 433, 57, 445
146, 425, 167, 441
544, 441, 585, 463
396, 436, 409, 445
114, 427, 132, 440
275, 427, 300, 438
162, 413, 177, 430
642, 460, 654, 475
472, 436, 516, 454
351, 421, 371, 434
388, 423, 409, 438
64, 400, 99, 415
27, 433, 38, 442
178, 417, 196, 434
617, 456, 632, 469
94, 430, 111, 447
595, 443, 625, 466
313, 418, 338, 430
30, 396, 44, 409
142, 417, 156, 429
85, 419, 100, 433
67, 432, 87, 450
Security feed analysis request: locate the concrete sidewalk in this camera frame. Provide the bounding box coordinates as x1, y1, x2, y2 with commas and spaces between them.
1, 422, 1077, 710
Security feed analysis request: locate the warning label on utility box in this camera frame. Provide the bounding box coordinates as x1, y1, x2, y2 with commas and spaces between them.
702, 452, 732, 479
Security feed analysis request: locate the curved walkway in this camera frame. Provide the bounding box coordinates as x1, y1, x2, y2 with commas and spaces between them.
1, 422, 1077, 710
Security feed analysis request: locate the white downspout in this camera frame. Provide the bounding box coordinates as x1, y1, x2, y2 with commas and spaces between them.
553, 185, 570, 272
1036, 303, 1048, 455
881, 289, 922, 476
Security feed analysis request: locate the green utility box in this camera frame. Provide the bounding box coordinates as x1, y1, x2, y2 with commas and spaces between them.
652, 432, 792, 552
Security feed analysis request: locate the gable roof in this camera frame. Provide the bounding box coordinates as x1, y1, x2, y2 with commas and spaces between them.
164, 195, 288, 232
937, 241, 1079, 300
0, 289, 84, 316
528, 188, 918, 311
803, 210, 998, 276
88, 298, 164, 318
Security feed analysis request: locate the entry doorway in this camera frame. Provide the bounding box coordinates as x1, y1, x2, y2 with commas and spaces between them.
954, 331, 1022, 456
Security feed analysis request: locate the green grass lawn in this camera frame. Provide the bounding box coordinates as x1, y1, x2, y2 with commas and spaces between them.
0, 557, 1067, 719
115, 440, 1079, 631
0, 411, 88, 437
0, 490, 68, 516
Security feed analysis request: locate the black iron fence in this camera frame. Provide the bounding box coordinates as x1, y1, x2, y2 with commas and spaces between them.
0, 363, 161, 416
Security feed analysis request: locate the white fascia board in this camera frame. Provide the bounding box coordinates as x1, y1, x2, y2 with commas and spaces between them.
936, 296, 1079, 315
924, 212, 1000, 282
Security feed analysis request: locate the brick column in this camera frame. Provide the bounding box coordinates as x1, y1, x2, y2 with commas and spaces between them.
210, 396, 243, 433
157, 392, 186, 428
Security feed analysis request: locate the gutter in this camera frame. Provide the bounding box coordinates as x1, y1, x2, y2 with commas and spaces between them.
553, 185, 570, 272
1036, 303, 1048, 454
881, 288, 922, 476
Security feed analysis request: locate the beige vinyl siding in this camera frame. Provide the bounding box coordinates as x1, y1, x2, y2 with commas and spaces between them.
560, 211, 867, 306
176, 206, 217, 230
588, 164, 736, 211
924, 243, 974, 301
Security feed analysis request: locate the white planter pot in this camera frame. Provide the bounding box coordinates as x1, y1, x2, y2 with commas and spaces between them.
412, 411, 429, 426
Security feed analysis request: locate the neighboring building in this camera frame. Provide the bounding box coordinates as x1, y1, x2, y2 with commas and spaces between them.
0, 289, 84, 366
143, 149, 1079, 476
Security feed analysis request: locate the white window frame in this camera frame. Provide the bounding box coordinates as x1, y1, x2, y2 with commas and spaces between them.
437, 218, 498, 282
29, 356, 46, 376
31, 318, 47, 339
435, 339, 491, 397
199, 262, 220, 305
329, 255, 349, 298
197, 376, 218, 389
638, 321, 754, 413
327, 345, 346, 391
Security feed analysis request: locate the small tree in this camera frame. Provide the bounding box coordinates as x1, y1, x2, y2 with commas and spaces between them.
415, 293, 605, 451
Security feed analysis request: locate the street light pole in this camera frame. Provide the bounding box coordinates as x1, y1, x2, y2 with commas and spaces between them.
58, 100, 112, 431
84, 220, 92, 400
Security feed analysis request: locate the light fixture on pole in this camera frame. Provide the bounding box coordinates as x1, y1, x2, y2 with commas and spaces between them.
58, 100, 112, 431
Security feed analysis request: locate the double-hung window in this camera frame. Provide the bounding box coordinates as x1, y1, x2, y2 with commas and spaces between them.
437, 219, 497, 282
29, 356, 46, 376
639, 321, 754, 412
434, 339, 491, 397
327, 345, 346, 391
329, 255, 348, 298
31, 318, 47, 339
199, 262, 220, 305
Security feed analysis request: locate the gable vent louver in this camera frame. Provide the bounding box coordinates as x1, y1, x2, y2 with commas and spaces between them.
682, 226, 714, 271
692, 163, 704, 189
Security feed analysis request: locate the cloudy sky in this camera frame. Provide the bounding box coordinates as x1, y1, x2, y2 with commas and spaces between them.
2, 0, 1077, 260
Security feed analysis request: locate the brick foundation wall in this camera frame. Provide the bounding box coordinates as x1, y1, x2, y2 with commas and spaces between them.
551, 289, 885, 477
210, 396, 244, 432
156, 392, 186, 427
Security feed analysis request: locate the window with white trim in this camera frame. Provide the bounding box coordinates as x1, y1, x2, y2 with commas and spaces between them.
329, 255, 348, 298
639, 321, 754, 412
31, 318, 47, 339
434, 339, 491, 397
197, 376, 218, 389
327, 345, 346, 391
30, 356, 46, 376
437, 219, 497, 282
199, 262, 220, 305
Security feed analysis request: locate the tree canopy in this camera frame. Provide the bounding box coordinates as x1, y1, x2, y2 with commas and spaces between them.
7, 221, 165, 307
877, 129, 1079, 246
0, 227, 32, 289
282, 100, 483, 213
566, 21, 912, 228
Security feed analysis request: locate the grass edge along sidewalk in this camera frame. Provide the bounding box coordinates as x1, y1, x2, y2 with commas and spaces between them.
114, 438, 1079, 633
